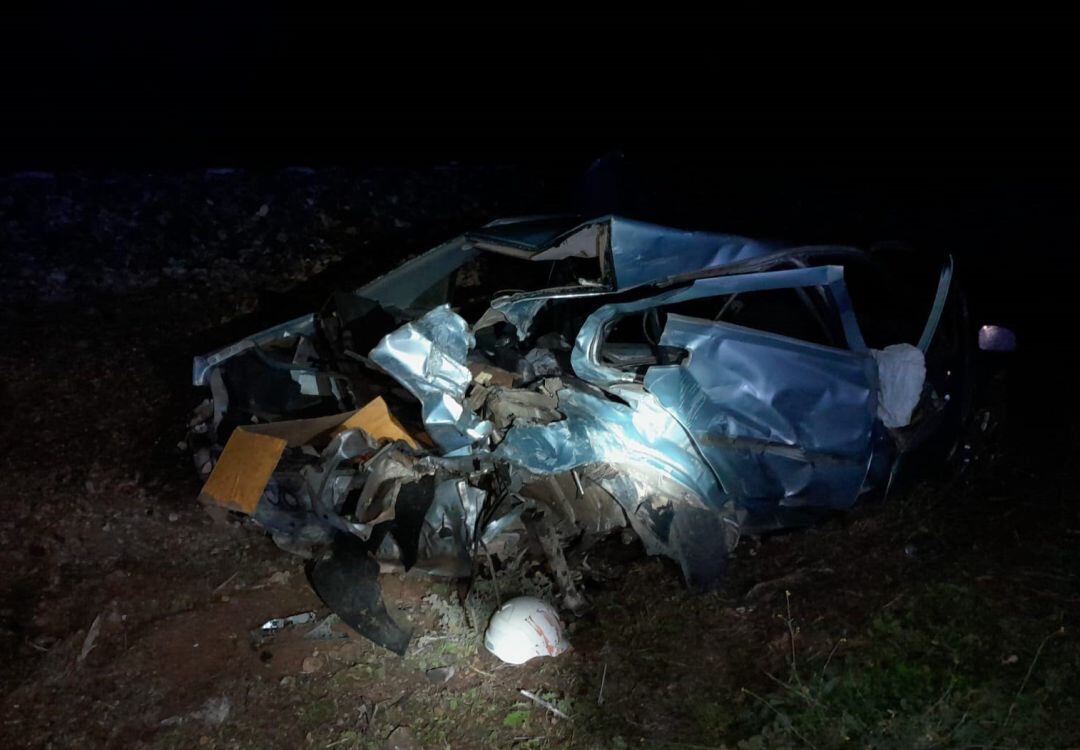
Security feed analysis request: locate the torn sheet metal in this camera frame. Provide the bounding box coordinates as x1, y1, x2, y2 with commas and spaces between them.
586, 464, 740, 590
476, 287, 612, 342
469, 215, 780, 291
198, 399, 418, 515
604, 217, 780, 289
484, 385, 736, 588
369, 304, 493, 451
492, 386, 723, 507
480, 383, 562, 432
516, 473, 625, 536
467, 215, 586, 256
569, 265, 877, 522
418, 478, 487, 570
193, 313, 317, 386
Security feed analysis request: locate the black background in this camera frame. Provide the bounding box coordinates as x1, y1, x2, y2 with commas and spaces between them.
3, 9, 1077, 439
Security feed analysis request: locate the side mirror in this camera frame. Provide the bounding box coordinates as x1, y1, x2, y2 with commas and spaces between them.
978, 325, 1017, 353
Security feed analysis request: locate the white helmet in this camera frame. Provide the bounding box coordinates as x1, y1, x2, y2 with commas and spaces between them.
484, 596, 570, 665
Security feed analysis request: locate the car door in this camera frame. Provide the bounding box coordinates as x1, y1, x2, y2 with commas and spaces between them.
573, 265, 879, 528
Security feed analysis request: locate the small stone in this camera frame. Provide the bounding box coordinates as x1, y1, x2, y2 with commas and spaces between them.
279, 676, 295, 687
425, 665, 456, 683
192, 696, 230, 726
301, 654, 325, 673
257, 204, 269, 217
334, 641, 366, 664
382, 726, 419, 750
168, 513, 179, 523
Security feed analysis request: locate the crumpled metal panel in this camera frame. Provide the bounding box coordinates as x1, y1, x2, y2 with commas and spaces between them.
192, 313, 317, 386
465, 215, 583, 251
570, 265, 877, 519
369, 305, 492, 451
478, 288, 610, 342
571, 265, 869, 388
487, 385, 736, 589
419, 478, 487, 566
646, 315, 875, 515
420, 379, 725, 529
473, 296, 551, 339
472, 217, 781, 340
606, 217, 779, 289
585, 465, 740, 591
493, 386, 724, 510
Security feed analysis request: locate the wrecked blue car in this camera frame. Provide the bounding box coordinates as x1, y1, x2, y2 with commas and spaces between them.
191, 216, 968, 645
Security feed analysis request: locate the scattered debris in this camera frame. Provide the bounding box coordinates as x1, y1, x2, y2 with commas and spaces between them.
77, 613, 103, 664
191, 696, 232, 726
519, 690, 570, 721
161, 696, 232, 728
212, 571, 239, 593
190, 216, 973, 653
260, 611, 317, 634
267, 570, 292, 586
304, 613, 348, 641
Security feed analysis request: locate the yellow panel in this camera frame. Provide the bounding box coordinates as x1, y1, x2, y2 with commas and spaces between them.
198, 429, 287, 514
336, 397, 420, 449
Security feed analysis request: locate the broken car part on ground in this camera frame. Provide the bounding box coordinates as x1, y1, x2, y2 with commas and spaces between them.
189, 215, 968, 654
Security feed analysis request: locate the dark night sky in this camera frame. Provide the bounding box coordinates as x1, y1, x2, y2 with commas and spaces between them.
3, 7, 1075, 169
3, 9, 1077, 344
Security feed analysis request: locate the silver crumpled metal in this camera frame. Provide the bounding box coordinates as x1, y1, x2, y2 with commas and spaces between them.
569, 264, 878, 527
369, 304, 493, 451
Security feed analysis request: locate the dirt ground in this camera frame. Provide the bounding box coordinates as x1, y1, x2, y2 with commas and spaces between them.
2, 169, 1077, 749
